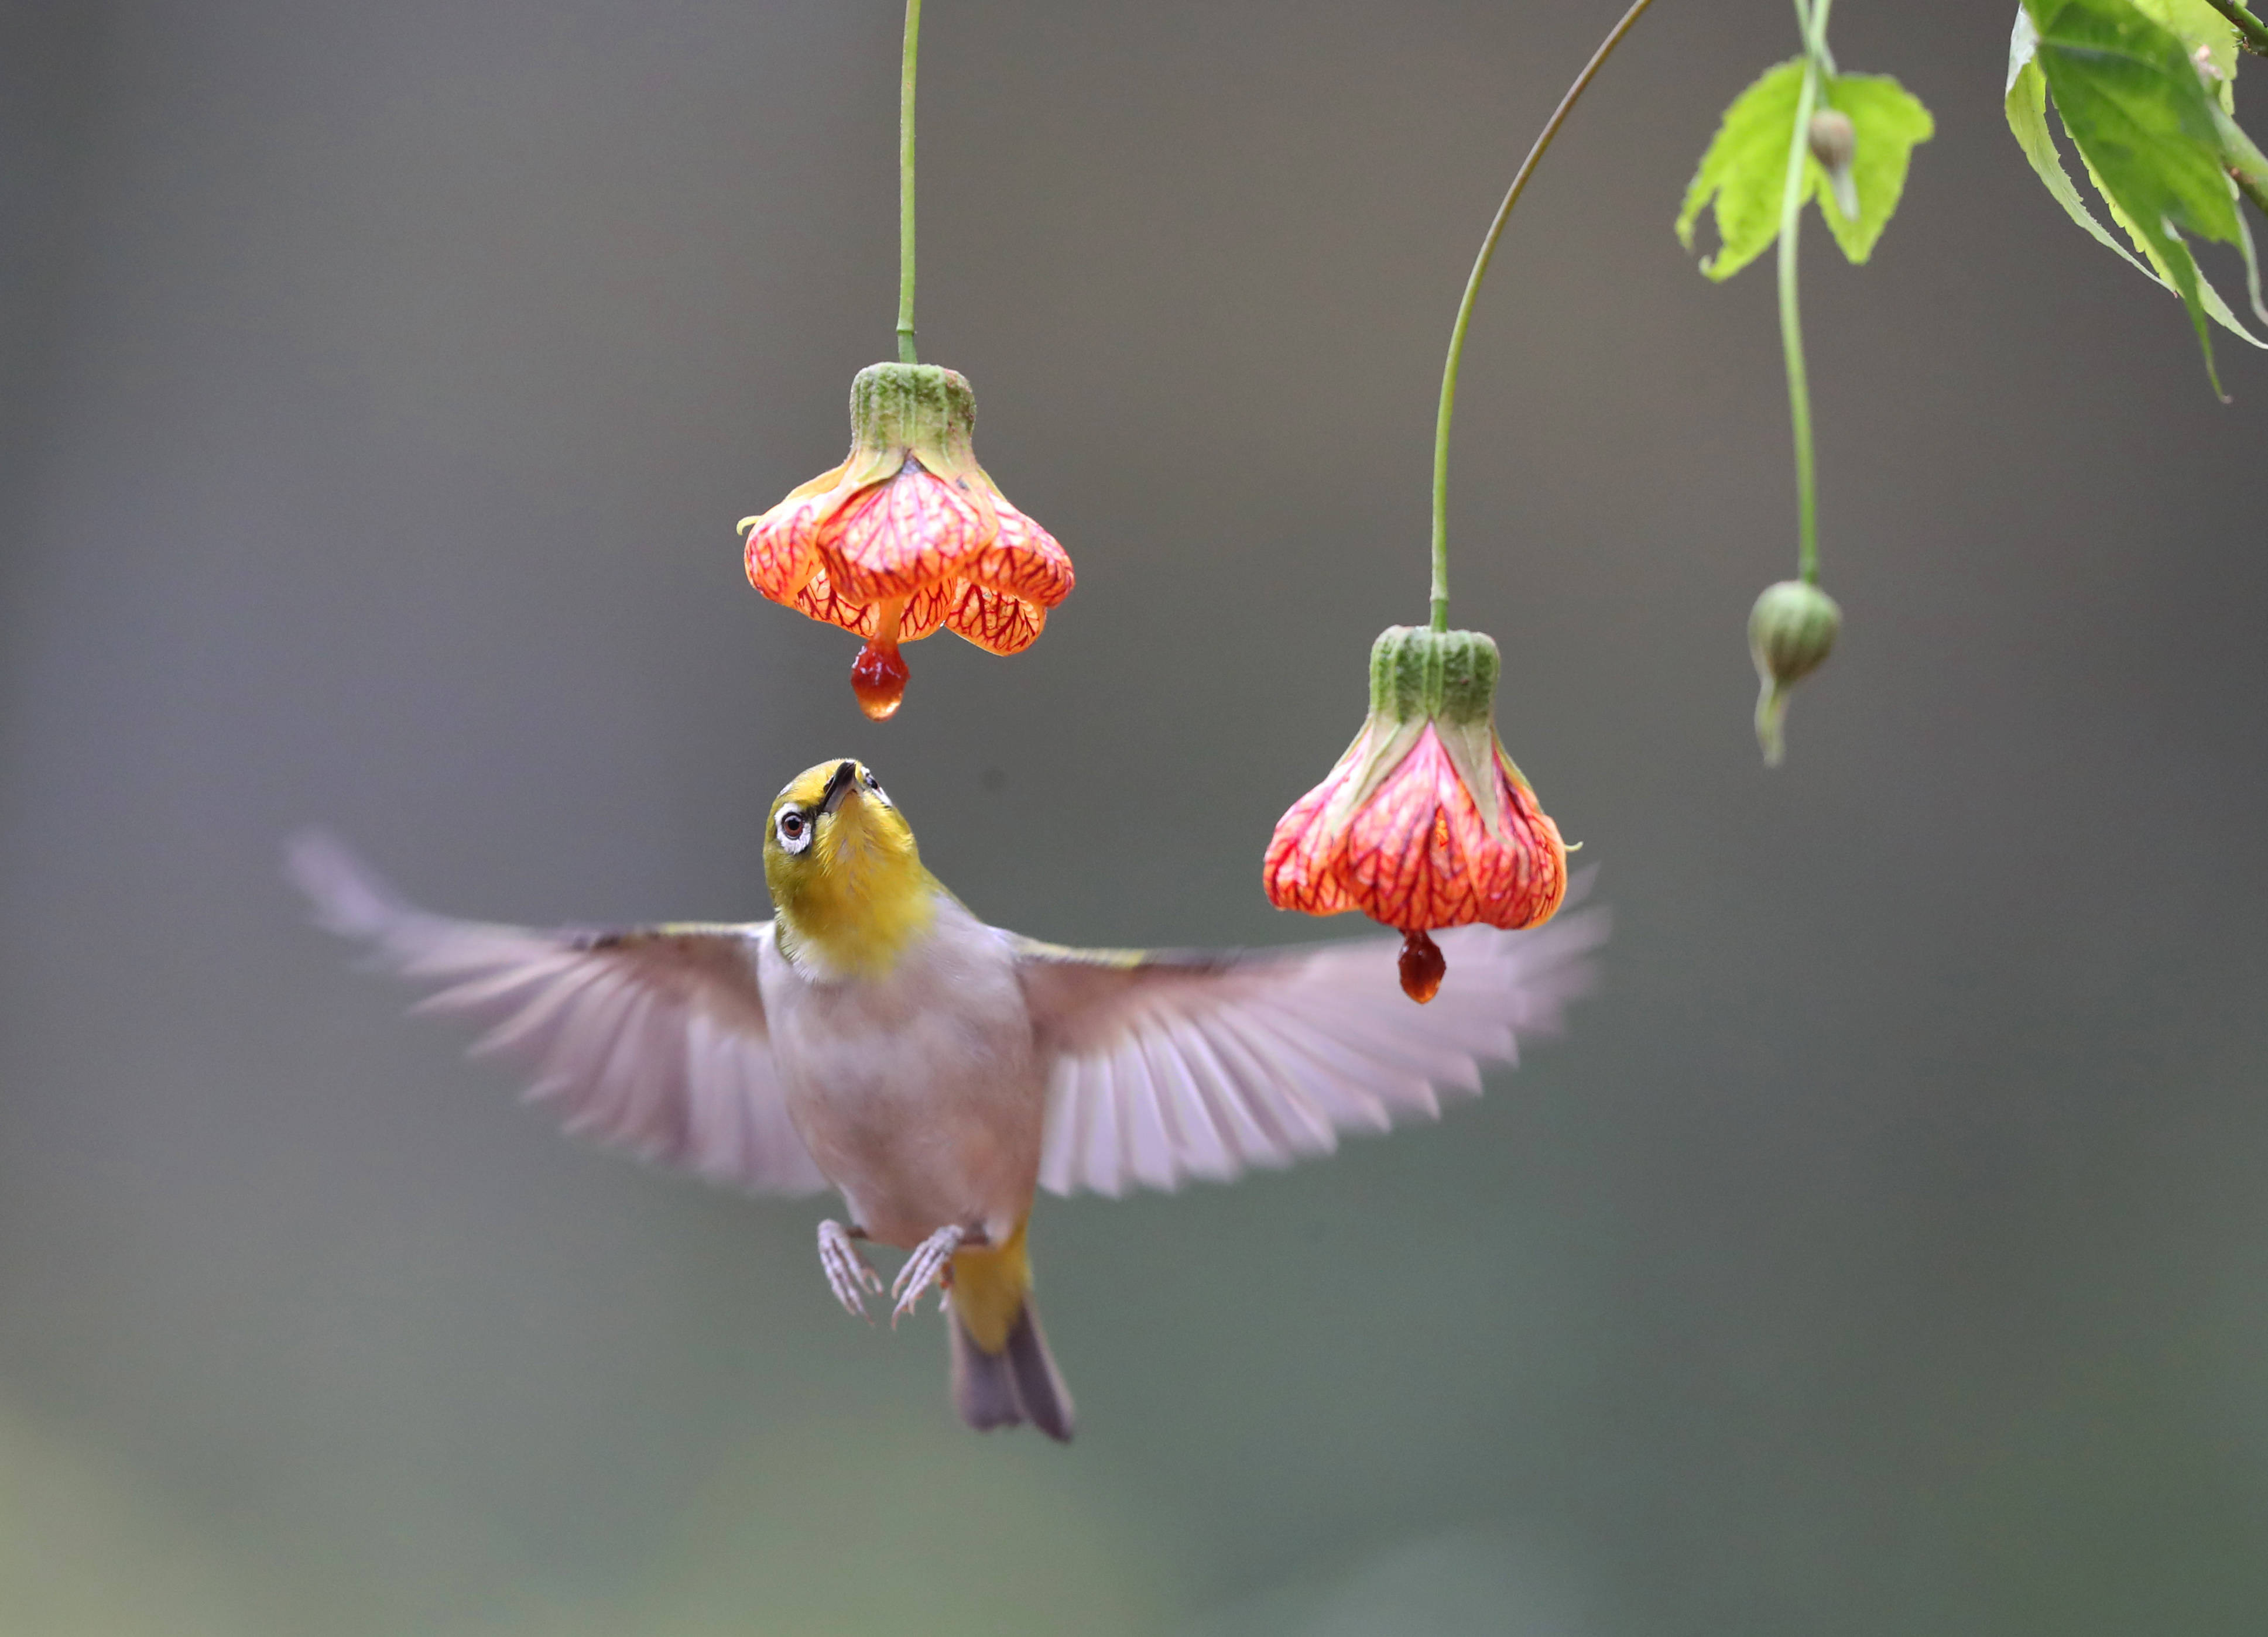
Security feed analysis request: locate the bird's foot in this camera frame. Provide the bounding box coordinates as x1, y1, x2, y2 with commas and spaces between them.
890, 1223, 967, 1326
817, 1220, 884, 1320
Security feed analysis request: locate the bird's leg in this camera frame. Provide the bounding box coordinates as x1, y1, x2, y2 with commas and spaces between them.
890, 1223, 977, 1325
817, 1219, 885, 1320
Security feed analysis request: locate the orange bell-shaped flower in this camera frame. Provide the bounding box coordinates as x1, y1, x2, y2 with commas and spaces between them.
1264, 626, 1567, 1001
741, 363, 1074, 719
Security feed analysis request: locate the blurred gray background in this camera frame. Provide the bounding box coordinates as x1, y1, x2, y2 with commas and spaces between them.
4, 0, 2266, 1631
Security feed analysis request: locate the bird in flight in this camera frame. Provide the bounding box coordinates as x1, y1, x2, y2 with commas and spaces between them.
289, 759, 1602, 1443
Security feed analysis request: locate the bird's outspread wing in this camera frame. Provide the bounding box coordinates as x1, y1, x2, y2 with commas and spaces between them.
1011, 901, 1606, 1198
286, 831, 828, 1195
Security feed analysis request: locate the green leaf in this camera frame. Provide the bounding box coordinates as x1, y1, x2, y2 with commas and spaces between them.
2077, 138, 2268, 333
1677, 61, 1934, 281
2006, 5, 2264, 344
1813, 74, 1937, 262
2130, 0, 2239, 105
2023, 0, 2255, 390
1678, 60, 1807, 282
2006, 15, 2161, 275
2005, 18, 2159, 272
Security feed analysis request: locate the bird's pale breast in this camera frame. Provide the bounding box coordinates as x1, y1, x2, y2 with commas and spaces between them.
757, 895, 1043, 1249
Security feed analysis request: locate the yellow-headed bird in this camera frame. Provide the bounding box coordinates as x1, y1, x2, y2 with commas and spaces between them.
289, 759, 1602, 1443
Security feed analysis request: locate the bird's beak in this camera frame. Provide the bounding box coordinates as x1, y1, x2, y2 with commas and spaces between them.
820, 760, 861, 816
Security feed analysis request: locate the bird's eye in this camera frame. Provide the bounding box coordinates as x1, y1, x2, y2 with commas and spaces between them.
861, 770, 878, 789
775, 809, 811, 852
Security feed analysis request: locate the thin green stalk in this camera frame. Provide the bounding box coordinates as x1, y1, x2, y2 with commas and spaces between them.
1428, 0, 1659, 633
2238, 165, 2268, 219
1779, 0, 1832, 585
897, 0, 921, 365
2203, 0, 2268, 58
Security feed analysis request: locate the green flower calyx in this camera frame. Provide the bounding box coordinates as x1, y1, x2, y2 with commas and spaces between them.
1369, 623, 1499, 727
842, 362, 984, 490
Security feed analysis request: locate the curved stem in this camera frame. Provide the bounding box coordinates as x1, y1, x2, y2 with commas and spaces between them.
2204, 0, 2268, 58
896, 0, 921, 365
2238, 165, 2268, 220
1779, 0, 1832, 584
1430, 0, 1660, 633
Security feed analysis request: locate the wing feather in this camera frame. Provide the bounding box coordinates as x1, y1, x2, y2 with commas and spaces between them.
1017, 900, 1606, 1200
1181, 1016, 1294, 1169
1222, 1010, 1387, 1136
460, 960, 615, 1062
568, 981, 655, 1141
288, 830, 827, 1195
1190, 1015, 1334, 1159
534, 970, 642, 1126
1156, 1035, 1228, 1185
1081, 1052, 1127, 1199
1159, 1024, 1233, 1180
1037, 1056, 1084, 1196
1120, 1038, 1179, 1193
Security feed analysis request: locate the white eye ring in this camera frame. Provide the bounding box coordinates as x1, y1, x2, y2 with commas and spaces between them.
775, 808, 812, 853
860, 771, 891, 807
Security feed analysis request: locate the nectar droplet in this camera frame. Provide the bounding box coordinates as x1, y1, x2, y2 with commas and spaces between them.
849, 640, 909, 722
1397, 929, 1445, 1004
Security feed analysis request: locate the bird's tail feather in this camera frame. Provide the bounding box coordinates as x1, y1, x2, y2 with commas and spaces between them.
947, 1220, 1071, 1442
950, 1299, 1073, 1443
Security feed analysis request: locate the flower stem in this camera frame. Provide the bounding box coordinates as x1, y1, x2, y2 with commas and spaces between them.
1430, 0, 1659, 633
1779, 0, 1831, 585
2204, 0, 2268, 58
896, 0, 921, 366
2237, 164, 2268, 220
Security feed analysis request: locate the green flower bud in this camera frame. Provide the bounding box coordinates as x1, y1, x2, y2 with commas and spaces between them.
1807, 108, 1856, 173
1808, 108, 1860, 220
1748, 579, 1842, 768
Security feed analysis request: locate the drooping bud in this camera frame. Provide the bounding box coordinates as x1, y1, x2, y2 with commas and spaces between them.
1398, 929, 1446, 1004
1807, 108, 1860, 220
1748, 579, 1842, 767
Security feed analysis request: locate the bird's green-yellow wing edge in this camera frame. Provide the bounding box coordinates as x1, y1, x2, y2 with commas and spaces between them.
1008, 901, 1607, 1199
287, 830, 828, 1194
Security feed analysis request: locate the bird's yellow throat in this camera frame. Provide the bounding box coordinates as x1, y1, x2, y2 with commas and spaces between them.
768, 787, 938, 977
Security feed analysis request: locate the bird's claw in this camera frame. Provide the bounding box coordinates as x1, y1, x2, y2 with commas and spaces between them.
817, 1220, 883, 1320
890, 1223, 965, 1326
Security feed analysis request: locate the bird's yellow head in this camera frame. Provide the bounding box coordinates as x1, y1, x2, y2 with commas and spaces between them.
764, 759, 937, 977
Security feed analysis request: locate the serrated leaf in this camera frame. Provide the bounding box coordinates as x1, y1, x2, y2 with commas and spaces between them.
2020, 0, 2262, 389
2005, 34, 2159, 276
2005, 4, 2261, 338
2083, 138, 2268, 336
1678, 60, 1807, 282
1678, 60, 1933, 281
1813, 74, 1936, 262
2014, 33, 2259, 340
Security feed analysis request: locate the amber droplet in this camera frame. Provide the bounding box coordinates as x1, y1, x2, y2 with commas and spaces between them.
1397, 928, 1445, 1004
849, 640, 909, 721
